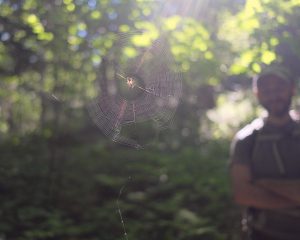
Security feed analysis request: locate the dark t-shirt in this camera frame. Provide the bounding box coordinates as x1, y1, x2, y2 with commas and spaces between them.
231, 117, 300, 179
230, 117, 300, 239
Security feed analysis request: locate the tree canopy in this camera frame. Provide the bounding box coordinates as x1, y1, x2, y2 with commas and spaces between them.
1, 0, 300, 142
1, 0, 300, 239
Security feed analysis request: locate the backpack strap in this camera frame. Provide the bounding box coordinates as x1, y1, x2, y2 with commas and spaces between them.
251, 120, 286, 176
252, 118, 300, 178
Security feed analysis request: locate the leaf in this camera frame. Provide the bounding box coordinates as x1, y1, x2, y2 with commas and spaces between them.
261, 50, 276, 64
91, 10, 102, 19
131, 34, 152, 47
229, 63, 247, 74
123, 46, 138, 58
163, 15, 181, 31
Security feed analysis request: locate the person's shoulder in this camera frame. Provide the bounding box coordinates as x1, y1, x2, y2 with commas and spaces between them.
290, 110, 300, 123
290, 110, 300, 134
235, 118, 264, 142
230, 118, 263, 161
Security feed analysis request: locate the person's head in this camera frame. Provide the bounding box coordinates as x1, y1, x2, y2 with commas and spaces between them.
253, 65, 295, 117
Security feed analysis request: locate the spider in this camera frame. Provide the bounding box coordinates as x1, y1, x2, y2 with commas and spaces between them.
126, 77, 135, 88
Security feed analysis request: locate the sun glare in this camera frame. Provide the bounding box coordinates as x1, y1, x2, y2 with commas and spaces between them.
159, 0, 210, 19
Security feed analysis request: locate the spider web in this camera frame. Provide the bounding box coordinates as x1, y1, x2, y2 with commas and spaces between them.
87, 31, 182, 148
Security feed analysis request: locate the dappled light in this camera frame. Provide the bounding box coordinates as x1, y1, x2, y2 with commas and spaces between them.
1, 0, 300, 239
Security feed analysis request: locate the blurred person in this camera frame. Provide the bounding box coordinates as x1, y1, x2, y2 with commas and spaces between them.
230, 65, 300, 240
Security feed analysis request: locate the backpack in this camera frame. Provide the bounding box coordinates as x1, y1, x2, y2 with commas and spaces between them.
243, 117, 300, 239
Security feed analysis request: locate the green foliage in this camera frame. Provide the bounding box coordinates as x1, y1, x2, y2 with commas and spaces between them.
1, 0, 300, 140
0, 134, 238, 240
219, 0, 300, 77
0, 0, 235, 139
2, 0, 300, 239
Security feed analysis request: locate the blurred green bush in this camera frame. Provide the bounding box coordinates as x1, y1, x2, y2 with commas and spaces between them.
0, 133, 240, 240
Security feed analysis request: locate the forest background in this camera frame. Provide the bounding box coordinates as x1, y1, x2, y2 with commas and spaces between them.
1, 0, 300, 239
